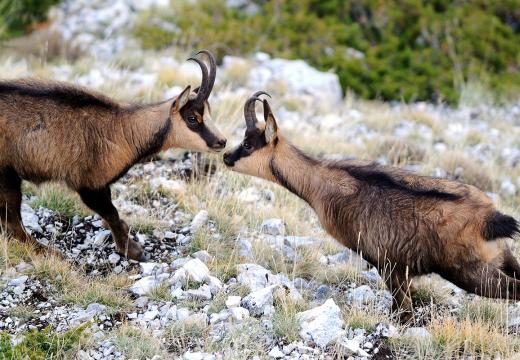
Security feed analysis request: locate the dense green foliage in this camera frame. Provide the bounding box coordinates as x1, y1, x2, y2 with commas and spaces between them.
0, 325, 87, 359
135, 0, 520, 103
0, 0, 60, 39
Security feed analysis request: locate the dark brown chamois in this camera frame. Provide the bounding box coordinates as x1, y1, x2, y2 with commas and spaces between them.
0, 50, 226, 261
223, 92, 520, 322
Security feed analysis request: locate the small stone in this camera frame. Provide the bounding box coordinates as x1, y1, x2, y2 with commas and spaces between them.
172, 257, 190, 270
349, 285, 376, 306
94, 230, 111, 245
8, 276, 28, 287
15, 262, 34, 273
337, 338, 369, 357
206, 276, 223, 295
140, 262, 162, 276
237, 263, 272, 292
261, 218, 285, 236
177, 308, 190, 321
268, 346, 285, 358
186, 285, 212, 300
191, 210, 209, 231
210, 310, 230, 324
226, 296, 242, 309
285, 236, 317, 248
183, 258, 210, 283
192, 250, 212, 263
314, 284, 331, 300
404, 327, 432, 341
229, 307, 250, 321
375, 323, 398, 338
142, 309, 159, 321
241, 285, 278, 316
164, 231, 176, 239
129, 276, 159, 296
297, 298, 344, 348
108, 253, 120, 264
134, 296, 149, 308
86, 303, 106, 314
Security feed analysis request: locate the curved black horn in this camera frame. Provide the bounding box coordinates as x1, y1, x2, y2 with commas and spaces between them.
244, 91, 271, 129
188, 56, 209, 105
196, 50, 217, 98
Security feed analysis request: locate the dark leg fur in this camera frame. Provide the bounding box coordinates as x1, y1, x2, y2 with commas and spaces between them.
442, 260, 520, 300
501, 248, 520, 280
380, 264, 415, 324
0, 167, 58, 254
78, 186, 145, 261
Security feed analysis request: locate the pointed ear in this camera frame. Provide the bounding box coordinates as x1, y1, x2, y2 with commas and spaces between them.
171, 86, 191, 112
263, 100, 278, 144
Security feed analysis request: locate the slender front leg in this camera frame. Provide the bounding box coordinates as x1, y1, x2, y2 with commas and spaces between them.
78, 186, 145, 261
381, 267, 414, 324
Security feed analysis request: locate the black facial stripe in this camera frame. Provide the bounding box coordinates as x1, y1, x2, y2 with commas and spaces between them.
225, 128, 268, 165
179, 100, 221, 146
199, 124, 220, 147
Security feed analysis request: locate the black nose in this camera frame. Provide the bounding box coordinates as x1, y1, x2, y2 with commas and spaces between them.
223, 153, 234, 166
214, 139, 227, 149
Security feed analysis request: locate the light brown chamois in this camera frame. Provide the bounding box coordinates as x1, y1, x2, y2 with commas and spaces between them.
224, 92, 520, 322
0, 50, 226, 261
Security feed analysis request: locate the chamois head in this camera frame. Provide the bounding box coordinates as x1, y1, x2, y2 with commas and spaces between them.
169, 50, 226, 153
223, 91, 279, 178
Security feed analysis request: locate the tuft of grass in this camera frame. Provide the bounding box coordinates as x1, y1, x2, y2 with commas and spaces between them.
459, 299, 507, 328
31, 255, 132, 313
425, 318, 520, 358
148, 283, 172, 302
206, 318, 270, 359
0, 234, 34, 269
112, 324, 166, 359
411, 278, 450, 306
165, 317, 210, 355
315, 263, 364, 287
342, 307, 389, 333
32, 184, 89, 218
6, 305, 36, 322
0, 324, 89, 360
272, 290, 306, 342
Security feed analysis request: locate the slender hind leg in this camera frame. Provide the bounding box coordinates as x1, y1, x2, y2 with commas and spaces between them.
0, 167, 48, 251
501, 247, 520, 280
443, 260, 520, 300
78, 186, 145, 261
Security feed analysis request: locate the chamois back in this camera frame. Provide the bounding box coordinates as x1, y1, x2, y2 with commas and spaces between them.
0, 79, 120, 111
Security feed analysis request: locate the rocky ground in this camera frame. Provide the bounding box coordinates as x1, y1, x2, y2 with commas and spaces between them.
2, 0, 520, 359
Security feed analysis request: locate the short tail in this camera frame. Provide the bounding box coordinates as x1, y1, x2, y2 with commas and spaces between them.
483, 211, 520, 240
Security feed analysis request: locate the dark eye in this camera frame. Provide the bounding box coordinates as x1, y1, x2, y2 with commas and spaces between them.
243, 141, 252, 150
187, 116, 198, 124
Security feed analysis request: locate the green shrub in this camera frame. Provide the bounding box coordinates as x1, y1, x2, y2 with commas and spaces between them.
0, 0, 60, 39
0, 325, 87, 359
134, 0, 520, 104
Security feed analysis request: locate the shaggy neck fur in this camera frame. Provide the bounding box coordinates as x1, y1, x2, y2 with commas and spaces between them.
268, 137, 348, 209
124, 100, 173, 160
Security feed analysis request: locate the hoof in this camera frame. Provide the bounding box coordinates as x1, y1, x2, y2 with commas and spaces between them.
116, 239, 144, 261
137, 253, 149, 262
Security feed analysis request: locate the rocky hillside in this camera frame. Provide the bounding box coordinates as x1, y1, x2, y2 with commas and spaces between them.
1, 1, 520, 359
